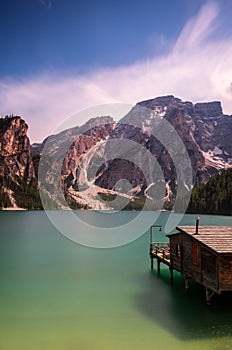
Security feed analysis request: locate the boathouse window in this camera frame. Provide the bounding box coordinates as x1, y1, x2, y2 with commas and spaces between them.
176, 244, 181, 257
192, 243, 199, 265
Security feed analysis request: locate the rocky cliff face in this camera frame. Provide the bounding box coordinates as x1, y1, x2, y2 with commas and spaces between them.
37, 116, 115, 209
0, 116, 36, 208
61, 117, 115, 189
139, 96, 232, 179
0, 116, 35, 181
94, 96, 232, 208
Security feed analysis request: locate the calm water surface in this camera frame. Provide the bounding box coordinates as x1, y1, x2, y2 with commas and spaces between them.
0, 211, 232, 350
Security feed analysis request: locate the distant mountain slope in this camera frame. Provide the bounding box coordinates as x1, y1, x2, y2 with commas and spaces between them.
38, 116, 115, 210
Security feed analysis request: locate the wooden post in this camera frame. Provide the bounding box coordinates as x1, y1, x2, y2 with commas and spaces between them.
157, 260, 160, 274
185, 277, 190, 292
170, 268, 173, 284
150, 243, 153, 270
169, 250, 173, 283
205, 288, 215, 305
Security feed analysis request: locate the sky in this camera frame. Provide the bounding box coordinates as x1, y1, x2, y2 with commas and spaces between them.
0, 0, 232, 142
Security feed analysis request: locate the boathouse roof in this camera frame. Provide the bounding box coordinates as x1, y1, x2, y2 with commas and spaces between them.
172, 226, 232, 254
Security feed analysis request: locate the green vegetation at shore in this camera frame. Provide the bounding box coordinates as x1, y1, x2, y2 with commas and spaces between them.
0, 190, 11, 208
1, 168, 231, 214
0, 175, 43, 210
65, 191, 90, 210
187, 168, 232, 216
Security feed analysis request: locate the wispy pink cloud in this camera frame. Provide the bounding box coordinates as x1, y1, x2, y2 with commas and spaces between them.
174, 0, 219, 51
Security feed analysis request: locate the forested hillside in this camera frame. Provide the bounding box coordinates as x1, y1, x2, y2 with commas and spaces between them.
187, 168, 232, 215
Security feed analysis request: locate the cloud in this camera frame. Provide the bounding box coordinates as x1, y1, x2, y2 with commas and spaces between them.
1, 0, 232, 142
174, 0, 219, 51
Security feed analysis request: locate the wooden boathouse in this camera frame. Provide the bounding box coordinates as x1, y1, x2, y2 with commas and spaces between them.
149, 222, 232, 303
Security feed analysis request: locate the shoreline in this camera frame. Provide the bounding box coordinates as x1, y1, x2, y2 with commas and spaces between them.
2, 207, 26, 211
0, 207, 231, 217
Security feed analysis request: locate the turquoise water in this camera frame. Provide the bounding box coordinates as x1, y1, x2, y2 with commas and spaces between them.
1, 211, 232, 350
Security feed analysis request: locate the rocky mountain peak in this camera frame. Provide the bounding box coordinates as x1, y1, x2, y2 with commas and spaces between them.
194, 101, 223, 119
0, 115, 35, 183
0, 116, 29, 156
138, 95, 182, 109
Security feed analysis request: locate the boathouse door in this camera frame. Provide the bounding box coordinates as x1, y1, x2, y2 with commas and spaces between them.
201, 248, 217, 289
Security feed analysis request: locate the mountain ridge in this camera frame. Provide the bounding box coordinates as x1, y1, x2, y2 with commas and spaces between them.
94, 96, 232, 209
1, 95, 232, 211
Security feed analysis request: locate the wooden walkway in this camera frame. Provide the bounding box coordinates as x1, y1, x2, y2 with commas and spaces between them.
150, 242, 171, 266
149, 225, 175, 283
149, 242, 174, 282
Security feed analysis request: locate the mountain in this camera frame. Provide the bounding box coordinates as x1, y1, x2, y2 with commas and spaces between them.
1, 95, 232, 211
94, 96, 232, 209
61, 116, 115, 188
0, 116, 34, 180
38, 116, 115, 210
0, 116, 41, 209
39, 95, 232, 211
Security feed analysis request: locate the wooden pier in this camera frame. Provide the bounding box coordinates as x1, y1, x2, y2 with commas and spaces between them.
150, 241, 175, 284
149, 223, 232, 304
149, 225, 174, 283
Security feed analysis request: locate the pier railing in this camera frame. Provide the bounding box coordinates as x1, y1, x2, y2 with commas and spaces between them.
150, 242, 170, 262
149, 225, 173, 277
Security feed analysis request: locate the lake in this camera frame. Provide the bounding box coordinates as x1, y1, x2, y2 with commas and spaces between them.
1, 211, 232, 350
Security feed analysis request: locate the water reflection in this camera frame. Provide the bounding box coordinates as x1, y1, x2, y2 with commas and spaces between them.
135, 267, 232, 340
